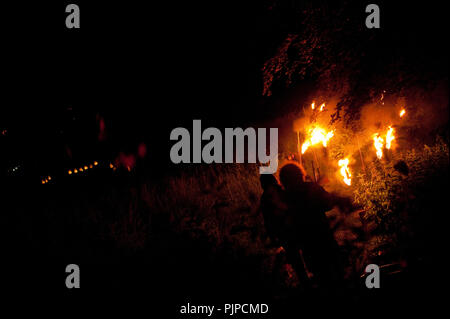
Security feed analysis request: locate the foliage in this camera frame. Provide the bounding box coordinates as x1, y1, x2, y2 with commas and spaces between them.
353, 138, 449, 261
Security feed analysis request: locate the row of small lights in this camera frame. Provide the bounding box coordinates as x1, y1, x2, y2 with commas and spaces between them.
41, 161, 103, 184
68, 161, 99, 175
41, 161, 121, 185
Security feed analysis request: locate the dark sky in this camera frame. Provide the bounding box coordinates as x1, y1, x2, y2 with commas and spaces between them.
2, 1, 448, 176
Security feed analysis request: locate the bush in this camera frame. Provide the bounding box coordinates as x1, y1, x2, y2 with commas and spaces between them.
353, 138, 449, 262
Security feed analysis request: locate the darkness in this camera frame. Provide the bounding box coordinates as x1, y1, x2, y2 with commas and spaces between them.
2, 0, 448, 315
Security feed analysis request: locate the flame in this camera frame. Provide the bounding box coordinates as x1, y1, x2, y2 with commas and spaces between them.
373, 133, 384, 159
338, 158, 352, 186
301, 126, 334, 154
311, 102, 315, 110
399, 109, 406, 118
301, 140, 311, 154
385, 126, 395, 150
319, 103, 325, 112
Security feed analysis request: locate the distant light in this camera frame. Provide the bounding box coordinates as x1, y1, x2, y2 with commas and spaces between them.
109, 163, 114, 169
74, 169, 78, 174
68, 170, 72, 175
48, 176, 52, 181
41, 180, 45, 184
79, 168, 84, 172
89, 164, 93, 169
94, 161, 98, 166
84, 166, 88, 170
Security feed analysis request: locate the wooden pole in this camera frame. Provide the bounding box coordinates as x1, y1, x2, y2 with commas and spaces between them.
297, 131, 302, 165
356, 135, 367, 176
312, 149, 320, 181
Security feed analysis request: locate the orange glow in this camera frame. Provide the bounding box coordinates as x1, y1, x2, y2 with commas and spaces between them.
301, 126, 334, 154
94, 161, 98, 166
48, 176, 51, 181
89, 164, 93, 169
319, 103, 325, 112
399, 109, 406, 118
338, 158, 352, 186
109, 163, 114, 169
373, 133, 384, 159
68, 170, 72, 175
41, 180, 45, 184
311, 102, 315, 110
79, 168, 84, 172
385, 126, 395, 150
74, 169, 78, 174
84, 166, 88, 170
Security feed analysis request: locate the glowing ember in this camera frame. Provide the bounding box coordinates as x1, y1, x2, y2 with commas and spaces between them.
385, 126, 395, 149
373, 133, 384, 159
399, 109, 406, 118
301, 126, 334, 154
338, 158, 352, 186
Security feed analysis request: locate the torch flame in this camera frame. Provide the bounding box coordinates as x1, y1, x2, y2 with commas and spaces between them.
399, 109, 406, 118
385, 126, 395, 150
301, 126, 334, 154
301, 140, 311, 154
373, 133, 384, 159
311, 102, 315, 110
338, 158, 352, 186
319, 103, 325, 112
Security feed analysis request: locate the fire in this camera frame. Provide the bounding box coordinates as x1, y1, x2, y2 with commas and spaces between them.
385, 126, 395, 149
399, 109, 406, 118
373, 133, 384, 159
301, 140, 311, 154
301, 126, 334, 154
311, 102, 325, 112
338, 158, 352, 186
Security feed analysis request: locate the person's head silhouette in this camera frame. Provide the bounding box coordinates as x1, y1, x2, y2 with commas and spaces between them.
279, 163, 306, 190
260, 174, 279, 191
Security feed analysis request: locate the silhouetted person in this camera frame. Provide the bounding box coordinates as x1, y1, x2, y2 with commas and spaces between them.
279, 164, 350, 290
260, 174, 311, 286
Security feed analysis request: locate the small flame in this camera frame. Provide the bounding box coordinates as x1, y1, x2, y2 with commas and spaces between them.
301, 126, 334, 154
399, 109, 406, 118
338, 158, 352, 186
301, 140, 311, 154
385, 126, 395, 150
319, 103, 325, 112
373, 133, 384, 159
311, 102, 315, 110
